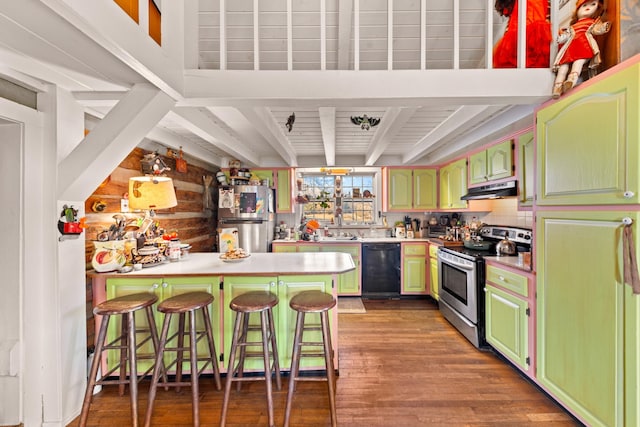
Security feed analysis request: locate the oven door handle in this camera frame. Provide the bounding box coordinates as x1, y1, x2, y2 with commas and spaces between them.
438, 253, 475, 271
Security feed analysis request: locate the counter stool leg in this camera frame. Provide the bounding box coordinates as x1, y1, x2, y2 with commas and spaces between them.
201, 305, 222, 390
266, 308, 281, 389
321, 311, 337, 427
260, 310, 275, 427
220, 311, 244, 427
145, 306, 168, 389
284, 311, 305, 427
126, 311, 140, 427
144, 313, 172, 427
79, 314, 110, 427
187, 310, 201, 427
175, 313, 186, 393
119, 317, 128, 396
235, 313, 250, 391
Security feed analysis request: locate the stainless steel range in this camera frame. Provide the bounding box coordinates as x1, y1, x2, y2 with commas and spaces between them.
437, 225, 532, 348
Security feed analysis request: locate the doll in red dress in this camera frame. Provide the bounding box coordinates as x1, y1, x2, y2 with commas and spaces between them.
552, 0, 611, 98
493, 0, 552, 68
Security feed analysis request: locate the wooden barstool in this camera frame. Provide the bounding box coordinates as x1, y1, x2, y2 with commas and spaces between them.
284, 290, 337, 427
144, 291, 222, 427
220, 291, 282, 427
79, 292, 161, 427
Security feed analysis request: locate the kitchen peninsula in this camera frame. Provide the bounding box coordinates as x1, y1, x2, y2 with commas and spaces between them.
90, 252, 355, 372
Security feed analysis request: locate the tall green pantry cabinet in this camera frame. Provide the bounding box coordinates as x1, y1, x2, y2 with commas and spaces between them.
535, 58, 640, 427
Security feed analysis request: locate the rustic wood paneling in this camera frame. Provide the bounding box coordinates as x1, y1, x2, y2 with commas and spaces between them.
83, 147, 219, 350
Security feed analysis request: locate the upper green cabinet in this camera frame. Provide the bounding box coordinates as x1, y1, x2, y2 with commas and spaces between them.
439, 158, 468, 210
517, 131, 535, 206
275, 168, 294, 213
386, 168, 437, 211
536, 62, 639, 205
469, 139, 513, 185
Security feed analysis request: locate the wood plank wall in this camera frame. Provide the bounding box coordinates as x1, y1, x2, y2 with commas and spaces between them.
83, 147, 219, 350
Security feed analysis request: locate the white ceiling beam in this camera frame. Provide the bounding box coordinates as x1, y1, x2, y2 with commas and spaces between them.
337, 0, 353, 70
424, 105, 536, 164
365, 107, 417, 166
58, 83, 175, 200
170, 107, 259, 165
182, 69, 552, 106
402, 105, 504, 164
318, 107, 336, 166
38, 0, 184, 98
146, 127, 224, 167
237, 107, 298, 167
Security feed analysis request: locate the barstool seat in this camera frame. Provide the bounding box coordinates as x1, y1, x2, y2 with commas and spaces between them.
220, 291, 281, 427
284, 290, 337, 427
80, 292, 161, 427
144, 291, 221, 427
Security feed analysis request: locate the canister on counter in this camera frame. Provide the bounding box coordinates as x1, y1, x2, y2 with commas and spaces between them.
168, 238, 181, 262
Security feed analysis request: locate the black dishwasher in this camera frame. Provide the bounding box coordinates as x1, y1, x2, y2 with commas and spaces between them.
361, 243, 401, 298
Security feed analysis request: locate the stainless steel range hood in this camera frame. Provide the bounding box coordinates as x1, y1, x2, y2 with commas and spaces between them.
460, 180, 518, 200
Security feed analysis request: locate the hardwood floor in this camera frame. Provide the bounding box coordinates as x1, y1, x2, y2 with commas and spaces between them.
68, 298, 580, 426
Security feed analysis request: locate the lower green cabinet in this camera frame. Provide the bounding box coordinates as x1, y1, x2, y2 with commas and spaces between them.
105, 276, 221, 374
428, 244, 439, 300
401, 243, 428, 294
222, 275, 336, 371
485, 284, 528, 371
272, 242, 361, 295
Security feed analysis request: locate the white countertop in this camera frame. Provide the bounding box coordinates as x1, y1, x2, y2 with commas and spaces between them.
484, 255, 533, 273
273, 237, 432, 244
91, 252, 356, 277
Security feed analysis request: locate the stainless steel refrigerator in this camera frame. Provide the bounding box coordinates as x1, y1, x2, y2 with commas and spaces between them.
217, 184, 274, 253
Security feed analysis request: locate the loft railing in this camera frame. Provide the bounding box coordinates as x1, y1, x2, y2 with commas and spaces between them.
115, 0, 569, 72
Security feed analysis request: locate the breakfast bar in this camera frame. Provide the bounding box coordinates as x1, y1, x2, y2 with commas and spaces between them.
89, 252, 356, 374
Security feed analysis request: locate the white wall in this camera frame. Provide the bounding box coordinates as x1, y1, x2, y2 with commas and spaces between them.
0, 119, 21, 425
0, 86, 87, 426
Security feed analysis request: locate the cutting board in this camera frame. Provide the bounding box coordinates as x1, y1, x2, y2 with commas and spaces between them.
428, 238, 463, 247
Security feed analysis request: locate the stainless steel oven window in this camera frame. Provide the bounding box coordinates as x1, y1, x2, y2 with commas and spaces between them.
440, 263, 468, 305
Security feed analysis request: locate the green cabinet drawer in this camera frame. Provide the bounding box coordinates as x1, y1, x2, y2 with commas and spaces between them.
403, 243, 427, 256
428, 244, 440, 258
486, 265, 528, 297
321, 244, 360, 257
272, 244, 297, 253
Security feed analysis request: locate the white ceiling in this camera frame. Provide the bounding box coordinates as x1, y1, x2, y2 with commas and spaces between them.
0, 0, 555, 170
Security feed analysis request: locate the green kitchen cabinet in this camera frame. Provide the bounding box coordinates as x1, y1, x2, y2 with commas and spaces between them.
386, 167, 437, 211
536, 210, 640, 427
428, 243, 439, 300
484, 264, 531, 374
536, 62, 639, 206
439, 158, 468, 209
105, 276, 222, 374
469, 139, 513, 185
321, 244, 361, 295
251, 168, 274, 185
275, 168, 294, 213
272, 243, 297, 253
271, 242, 361, 295
401, 243, 428, 294
222, 275, 335, 371
517, 130, 534, 207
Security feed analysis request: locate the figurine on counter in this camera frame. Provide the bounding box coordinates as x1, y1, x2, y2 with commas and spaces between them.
552, 0, 611, 98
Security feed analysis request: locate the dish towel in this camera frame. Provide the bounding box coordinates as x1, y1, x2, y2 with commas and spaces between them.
623, 224, 640, 294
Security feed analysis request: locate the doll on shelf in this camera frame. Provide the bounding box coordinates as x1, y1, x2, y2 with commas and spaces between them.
552, 0, 611, 98
493, 0, 552, 68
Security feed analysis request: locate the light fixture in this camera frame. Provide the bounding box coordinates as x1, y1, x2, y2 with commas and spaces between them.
320, 167, 353, 176
128, 176, 177, 214
350, 114, 381, 130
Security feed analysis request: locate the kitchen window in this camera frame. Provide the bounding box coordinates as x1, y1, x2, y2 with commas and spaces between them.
301, 173, 376, 224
